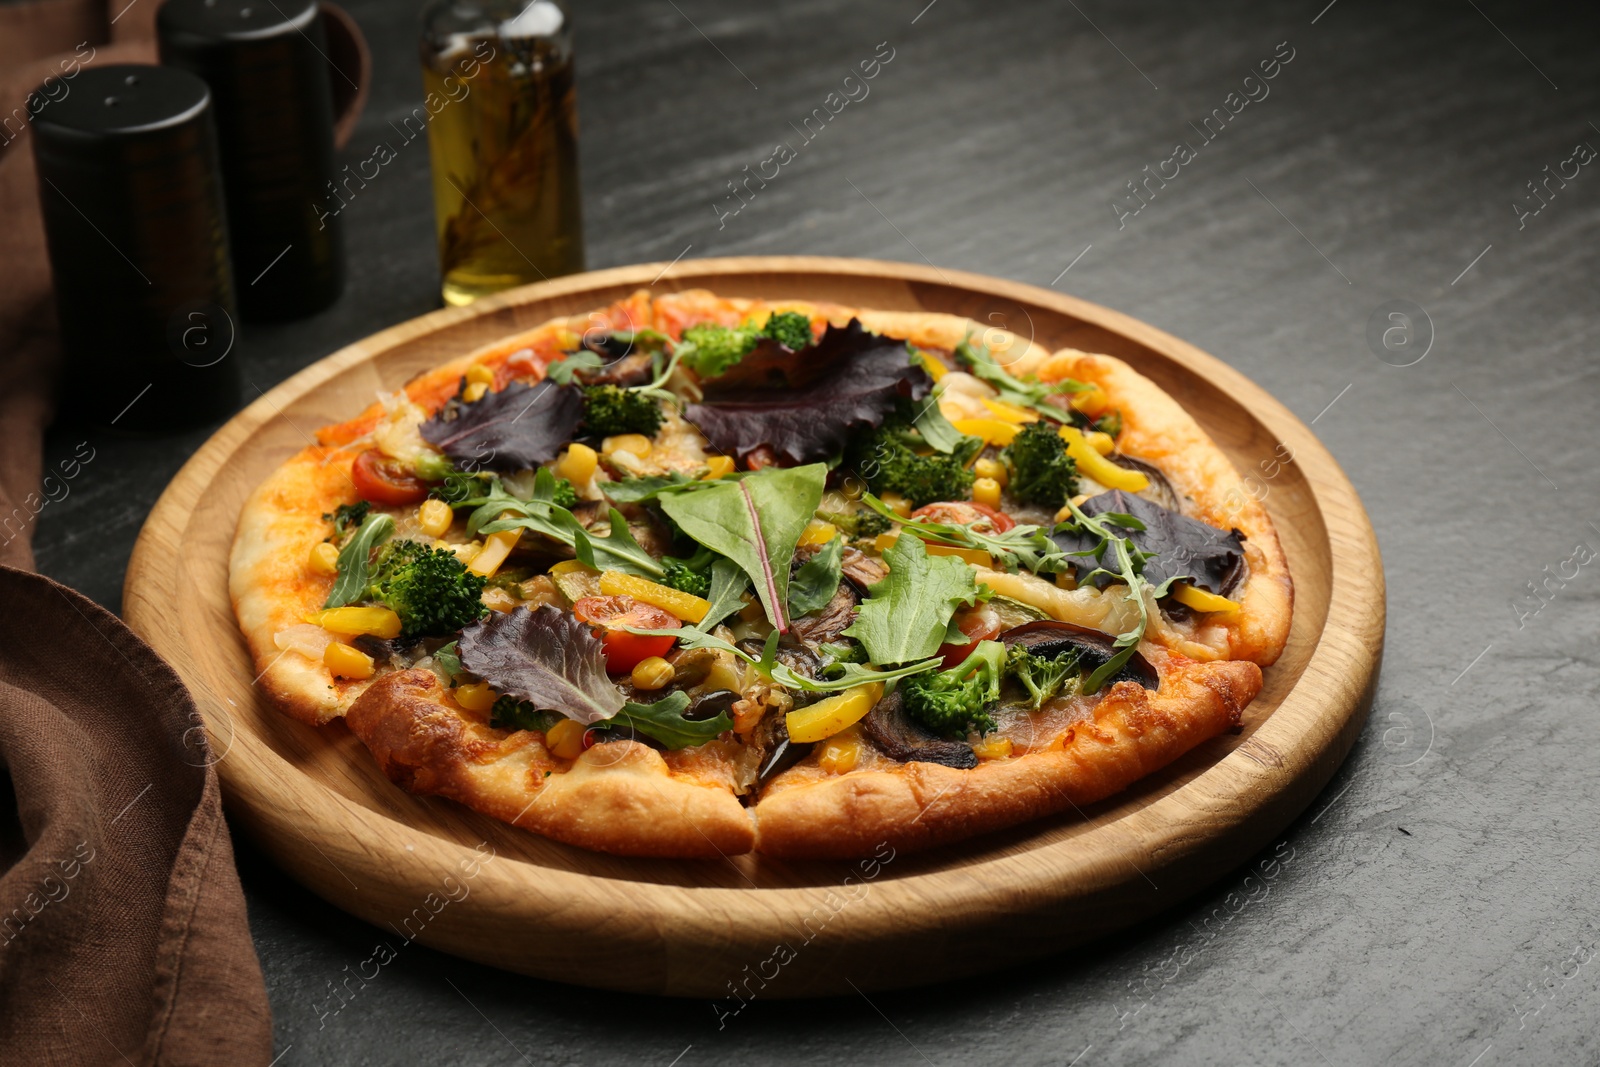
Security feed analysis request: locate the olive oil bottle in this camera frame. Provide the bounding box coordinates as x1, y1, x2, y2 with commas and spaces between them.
420, 0, 585, 306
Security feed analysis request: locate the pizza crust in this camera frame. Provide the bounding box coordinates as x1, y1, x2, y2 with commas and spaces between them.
754, 656, 1260, 858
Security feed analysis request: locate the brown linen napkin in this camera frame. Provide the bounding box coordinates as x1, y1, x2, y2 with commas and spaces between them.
0, 1, 370, 1062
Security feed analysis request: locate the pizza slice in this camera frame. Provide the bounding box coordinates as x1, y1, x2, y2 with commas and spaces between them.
229, 288, 1291, 858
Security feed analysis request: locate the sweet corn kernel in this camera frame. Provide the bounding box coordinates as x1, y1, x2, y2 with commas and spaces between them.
630, 656, 675, 690
463, 380, 489, 403
798, 520, 838, 547
465, 363, 495, 386
546, 718, 585, 760
306, 606, 402, 638
416, 498, 453, 538
323, 641, 374, 680
453, 681, 497, 712
880, 491, 912, 518
556, 443, 597, 485
973, 457, 1008, 486
972, 477, 1002, 507
703, 455, 736, 479
818, 730, 863, 774
308, 541, 340, 574
971, 735, 1013, 760
602, 433, 652, 460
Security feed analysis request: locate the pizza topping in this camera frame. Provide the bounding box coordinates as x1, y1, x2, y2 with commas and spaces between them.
570, 595, 681, 673
845, 406, 982, 508
323, 511, 395, 608
999, 620, 1159, 692
953, 335, 1089, 418
843, 534, 985, 666
459, 605, 626, 723
899, 640, 1006, 739
580, 384, 664, 438
419, 378, 585, 473
861, 689, 979, 769
685, 319, 933, 466
351, 449, 431, 506
364, 539, 489, 638
1052, 491, 1244, 598
674, 311, 815, 380
1000, 420, 1080, 508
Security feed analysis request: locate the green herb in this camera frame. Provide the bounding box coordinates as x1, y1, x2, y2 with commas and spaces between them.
602, 472, 702, 503
472, 469, 665, 580
954, 334, 1087, 419
601, 691, 732, 750
324, 512, 394, 608
545, 350, 606, 385
1057, 500, 1184, 693
699, 556, 750, 631
843, 534, 983, 666
323, 501, 371, 540
624, 625, 939, 694
432, 640, 463, 682
787, 537, 843, 617
655, 464, 827, 632
909, 396, 970, 455
859, 493, 1067, 575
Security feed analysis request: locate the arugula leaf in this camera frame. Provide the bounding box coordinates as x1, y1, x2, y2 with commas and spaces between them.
474, 469, 665, 579
458, 605, 624, 724
954, 335, 1088, 420
656, 464, 826, 632
601, 691, 732, 750
843, 534, 983, 665
787, 537, 843, 618
544, 350, 606, 385
909, 397, 969, 455
324, 512, 395, 608
431, 640, 462, 681
700, 556, 749, 630
859, 493, 1069, 575
1056, 500, 1171, 694
623, 625, 939, 693
601, 472, 702, 503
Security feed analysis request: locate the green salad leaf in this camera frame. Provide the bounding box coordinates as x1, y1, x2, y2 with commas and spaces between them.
603, 691, 732, 750
656, 464, 826, 632
787, 536, 843, 617
843, 534, 984, 666
324, 511, 395, 608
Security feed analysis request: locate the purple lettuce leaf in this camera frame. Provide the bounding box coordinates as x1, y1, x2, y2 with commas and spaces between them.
457, 605, 623, 723
420, 379, 584, 473
683, 319, 932, 466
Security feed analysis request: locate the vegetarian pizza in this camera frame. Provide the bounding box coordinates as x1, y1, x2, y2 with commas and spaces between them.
230, 289, 1291, 858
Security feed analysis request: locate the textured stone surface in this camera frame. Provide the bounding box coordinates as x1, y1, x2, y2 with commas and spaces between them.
34, 0, 1600, 1063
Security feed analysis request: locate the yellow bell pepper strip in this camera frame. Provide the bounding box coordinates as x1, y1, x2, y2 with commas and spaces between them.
914, 349, 948, 382
305, 606, 402, 639
980, 397, 1040, 424
323, 642, 375, 679
952, 418, 1021, 448
598, 570, 711, 624
1171, 583, 1241, 614
1058, 425, 1149, 492
797, 520, 838, 547
785, 683, 884, 744
468, 520, 521, 578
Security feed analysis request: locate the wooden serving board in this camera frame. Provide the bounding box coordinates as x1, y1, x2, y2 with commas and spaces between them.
124, 256, 1382, 997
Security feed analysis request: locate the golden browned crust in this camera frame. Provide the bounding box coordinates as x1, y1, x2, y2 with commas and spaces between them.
346, 671, 757, 857
753, 657, 1260, 859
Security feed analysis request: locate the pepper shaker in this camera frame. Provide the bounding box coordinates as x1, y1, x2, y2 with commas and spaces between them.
30, 63, 240, 430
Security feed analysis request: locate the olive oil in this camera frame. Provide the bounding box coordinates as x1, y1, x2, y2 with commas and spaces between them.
420, 2, 584, 306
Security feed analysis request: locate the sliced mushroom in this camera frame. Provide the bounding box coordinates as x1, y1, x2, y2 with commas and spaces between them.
1110, 453, 1183, 512
999, 620, 1159, 691
839, 545, 887, 595
861, 690, 979, 769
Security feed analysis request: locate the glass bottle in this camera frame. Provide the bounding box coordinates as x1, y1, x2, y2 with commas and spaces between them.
419, 0, 585, 306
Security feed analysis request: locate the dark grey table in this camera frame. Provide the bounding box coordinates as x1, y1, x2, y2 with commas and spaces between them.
36, 0, 1600, 1062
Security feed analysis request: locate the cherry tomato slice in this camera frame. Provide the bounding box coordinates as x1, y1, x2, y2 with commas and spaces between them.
911, 501, 1015, 534
937, 605, 1002, 669
571, 595, 680, 673
351, 449, 429, 506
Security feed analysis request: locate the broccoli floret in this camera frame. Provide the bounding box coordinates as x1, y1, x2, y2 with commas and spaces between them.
490, 696, 562, 733
323, 501, 370, 540
1094, 411, 1123, 438
816, 507, 895, 539
847, 422, 975, 508
900, 640, 1006, 738
1005, 643, 1082, 709
818, 639, 868, 680
1000, 420, 1079, 508
366, 539, 488, 638
661, 557, 711, 598
582, 384, 664, 438
761, 311, 814, 351
677, 323, 759, 378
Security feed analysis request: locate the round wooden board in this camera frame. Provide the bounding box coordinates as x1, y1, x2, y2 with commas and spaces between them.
124, 256, 1382, 998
